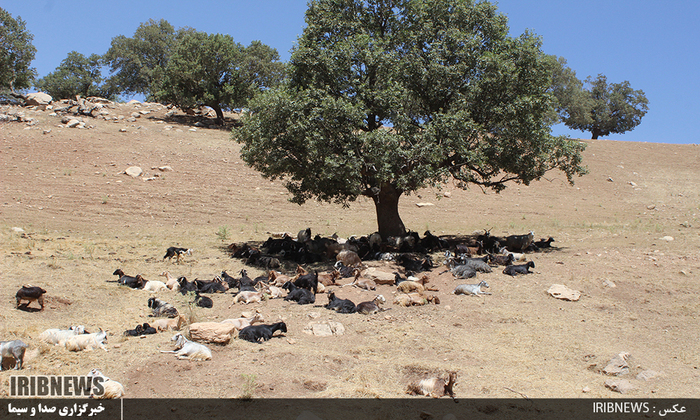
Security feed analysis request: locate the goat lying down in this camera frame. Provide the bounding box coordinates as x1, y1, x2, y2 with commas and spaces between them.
407, 371, 457, 398
39, 325, 87, 345
238, 322, 287, 343
0, 340, 28, 370
87, 369, 125, 399
64, 330, 108, 352
160, 333, 211, 361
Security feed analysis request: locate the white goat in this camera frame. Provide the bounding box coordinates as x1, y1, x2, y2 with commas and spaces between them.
63, 330, 108, 352
151, 315, 186, 332
39, 325, 86, 346
160, 333, 211, 361
142, 280, 168, 293
159, 271, 180, 291
87, 369, 125, 399
221, 312, 265, 330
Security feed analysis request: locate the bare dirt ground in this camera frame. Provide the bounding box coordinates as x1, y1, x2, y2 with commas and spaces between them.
0, 101, 699, 400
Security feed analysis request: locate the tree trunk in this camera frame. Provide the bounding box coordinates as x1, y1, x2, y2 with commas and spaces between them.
211, 104, 225, 125
591, 127, 602, 139
371, 183, 406, 239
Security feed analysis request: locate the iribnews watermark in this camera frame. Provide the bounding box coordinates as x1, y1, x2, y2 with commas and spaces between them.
593, 401, 690, 417
9, 376, 106, 397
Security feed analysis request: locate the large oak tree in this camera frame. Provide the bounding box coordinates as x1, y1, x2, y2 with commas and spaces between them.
235, 0, 587, 238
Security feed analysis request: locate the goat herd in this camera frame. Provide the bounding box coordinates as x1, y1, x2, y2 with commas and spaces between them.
6, 228, 555, 399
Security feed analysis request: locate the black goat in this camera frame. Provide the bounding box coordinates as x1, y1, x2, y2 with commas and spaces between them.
325, 291, 356, 314
293, 271, 319, 294
333, 261, 356, 278
193, 292, 213, 308
488, 253, 515, 266
282, 282, 316, 305
15, 285, 47, 310
163, 247, 192, 264
113, 269, 145, 289
503, 261, 535, 276
177, 276, 198, 295
421, 230, 448, 251
124, 323, 157, 337
533, 237, 555, 249
397, 254, 434, 273
239, 322, 287, 343
194, 278, 227, 294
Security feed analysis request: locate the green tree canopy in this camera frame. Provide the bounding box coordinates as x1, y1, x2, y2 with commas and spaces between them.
0, 7, 36, 96
157, 31, 285, 124
35, 51, 114, 100
102, 19, 178, 99
235, 0, 587, 238
564, 74, 649, 139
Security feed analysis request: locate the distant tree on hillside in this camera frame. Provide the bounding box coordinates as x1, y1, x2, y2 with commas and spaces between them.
548, 60, 649, 140
102, 19, 178, 99
0, 7, 37, 97
157, 31, 285, 124
35, 51, 114, 100
235, 0, 587, 239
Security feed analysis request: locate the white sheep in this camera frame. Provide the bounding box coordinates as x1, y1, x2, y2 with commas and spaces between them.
229, 290, 266, 307
39, 325, 86, 346
63, 330, 108, 352
151, 315, 186, 332
160, 333, 211, 361
87, 369, 125, 399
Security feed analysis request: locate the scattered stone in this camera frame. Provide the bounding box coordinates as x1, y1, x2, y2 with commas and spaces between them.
636, 370, 663, 381
43, 129, 51, 135
547, 284, 581, 301
660, 236, 674, 242
138, 110, 150, 115
189, 128, 197, 132
582, 386, 591, 393
124, 166, 143, 178
119, 128, 127, 132
647, 204, 656, 210
127, 99, 141, 105
66, 119, 81, 128
604, 379, 636, 394
443, 191, 452, 198
629, 181, 638, 187
603, 352, 631, 376
157, 166, 173, 172
307, 312, 320, 319
189, 322, 236, 344
415, 202, 435, 207
304, 321, 345, 337
602, 279, 616, 288
12, 227, 25, 233
130, 112, 141, 118
607, 177, 614, 182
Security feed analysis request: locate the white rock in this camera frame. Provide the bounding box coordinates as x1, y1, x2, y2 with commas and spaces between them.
66, 119, 81, 128
603, 352, 631, 376
660, 236, 674, 241
124, 167, 143, 178
604, 379, 636, 394
415, 202, 435, 207
127, 99, 141, 105
12, 227, 25, 233
25, 92, 52, 106
547, 284, 581, 301
157, 166, 173, 172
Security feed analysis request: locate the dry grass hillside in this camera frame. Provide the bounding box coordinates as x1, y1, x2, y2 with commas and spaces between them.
0, 101, 698, 400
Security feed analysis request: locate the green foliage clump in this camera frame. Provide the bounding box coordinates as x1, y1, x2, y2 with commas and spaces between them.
0, 7, 37, 96
35, 51, 114, 100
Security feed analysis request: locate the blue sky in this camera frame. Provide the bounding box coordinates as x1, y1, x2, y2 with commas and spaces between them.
4, 0, 698, 144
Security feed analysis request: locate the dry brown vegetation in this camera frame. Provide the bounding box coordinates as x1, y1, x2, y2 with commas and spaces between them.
0, 102, 699, 399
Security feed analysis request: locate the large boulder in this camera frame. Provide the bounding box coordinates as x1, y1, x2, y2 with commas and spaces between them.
189, 322, 237, 344
25, 92, 52, 106
361, 267, 396, 285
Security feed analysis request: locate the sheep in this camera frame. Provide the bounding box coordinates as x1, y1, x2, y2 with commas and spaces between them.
160, 333, 211, 361
325, 291, 356, 314
86, 369, 125, 399
147, 297, 179, 318
534, 237, 555, 248
336, 249, 363, 267
282, 282, 316, 305
159, 271, 180, 291
238, 322, 287, 343
221, 312, 265, 330
151, 315, 186, 332
346, 268, 377, 291
15, 285, 47, 310
163, 247, 192, 264
39, 326, 87, 345
229, 290, 266, 307
0, 340, 27, 370
356, 295, 387, 315
64, 330, 108, 352
193, 292, 213, 308
503, 231, 535, 252
142, 279, 168, 293
503, 261, 535, 276
124, 323, 157, 337
407, 371, 457, 398
453, 281, 491, 296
